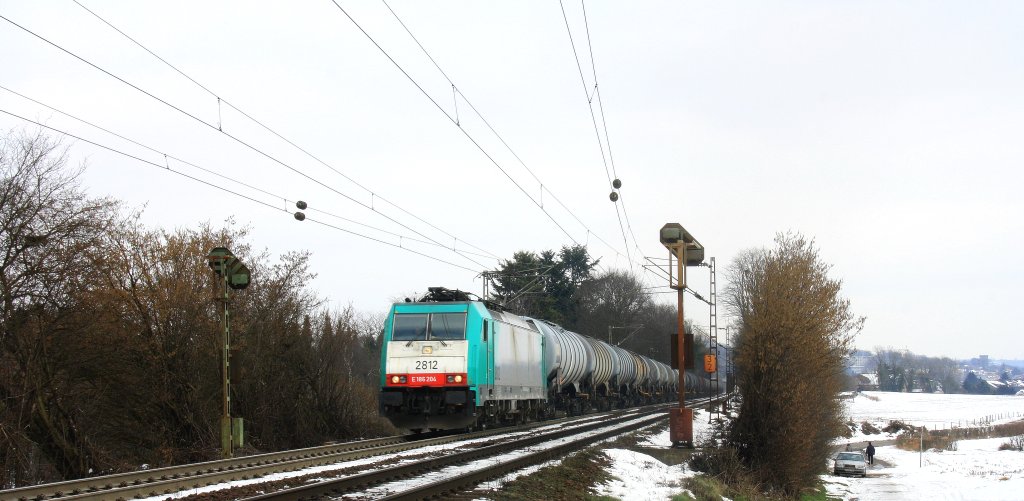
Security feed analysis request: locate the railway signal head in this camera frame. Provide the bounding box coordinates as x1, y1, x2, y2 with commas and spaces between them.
659, 223, 704, 264
206, 247, 251, 290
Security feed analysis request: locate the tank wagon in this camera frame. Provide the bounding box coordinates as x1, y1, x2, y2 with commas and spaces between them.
379, 288, 709, 431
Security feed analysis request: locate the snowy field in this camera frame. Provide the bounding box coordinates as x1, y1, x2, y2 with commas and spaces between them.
844, 391, 1024, 432
593, 392, 1024, 500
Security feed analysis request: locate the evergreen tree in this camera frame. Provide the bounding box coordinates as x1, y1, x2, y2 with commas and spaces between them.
490, 244, 596, 323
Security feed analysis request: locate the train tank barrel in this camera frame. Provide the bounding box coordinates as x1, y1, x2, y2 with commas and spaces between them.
529, 319, 592, 390
639, 356, 657, 387
584, 337, 614, 389
612, 347, 638, 388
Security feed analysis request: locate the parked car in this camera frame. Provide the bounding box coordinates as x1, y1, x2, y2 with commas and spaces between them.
834, 451, 868, 477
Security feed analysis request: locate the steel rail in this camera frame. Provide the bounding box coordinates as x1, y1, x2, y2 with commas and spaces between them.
0, 406, 643, 501
382, 412, 669, 500
391, 394, 732, 500
241, 404, 675, 501
0, 433, 435, 501
1, 396, 727, 501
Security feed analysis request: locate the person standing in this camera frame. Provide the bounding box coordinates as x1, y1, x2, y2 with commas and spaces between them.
866, 441, 876, 465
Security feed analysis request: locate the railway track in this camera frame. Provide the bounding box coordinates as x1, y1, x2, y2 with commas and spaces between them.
248, 395, 729, 501
244, 404, 678, 501
0, 405, 662, 501
0, 432, 442, 501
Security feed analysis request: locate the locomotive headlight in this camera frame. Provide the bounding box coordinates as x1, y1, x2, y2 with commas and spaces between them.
391, 375, 400, 384
455, 374, 463, 383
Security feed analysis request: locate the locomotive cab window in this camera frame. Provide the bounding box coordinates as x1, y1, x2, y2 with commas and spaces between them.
391, 312, 467, 341
430, 312, 467, 341
392, 313, 428, 341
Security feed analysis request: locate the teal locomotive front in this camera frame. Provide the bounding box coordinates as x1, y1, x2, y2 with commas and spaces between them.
379, 300, 486, 430
378, 293, 547, 431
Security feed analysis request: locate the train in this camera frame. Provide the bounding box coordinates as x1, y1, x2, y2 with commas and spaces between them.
378, 287, 709, 431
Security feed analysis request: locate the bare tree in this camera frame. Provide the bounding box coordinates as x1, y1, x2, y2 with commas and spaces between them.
573, 270, 651, 339
0, 129, 396, 486
0, 129, 119, 484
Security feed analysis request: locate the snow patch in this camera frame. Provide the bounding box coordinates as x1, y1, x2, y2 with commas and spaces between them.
594, 448, 692, 500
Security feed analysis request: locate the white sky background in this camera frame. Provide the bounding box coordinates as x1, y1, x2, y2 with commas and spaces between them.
1, 1, 1021, 359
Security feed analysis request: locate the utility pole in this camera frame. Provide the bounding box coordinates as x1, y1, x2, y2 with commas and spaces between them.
660, 223, 704, 448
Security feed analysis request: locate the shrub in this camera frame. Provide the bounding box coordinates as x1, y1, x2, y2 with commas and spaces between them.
723, 234, 861, 496
895, 431, 957, 451
883, 420, 915, 434
843, 421, 856, 438
861, 421, 881, 435
993, 421, 1024, 438
999, 435, 1024, 451
683, 476, 726, 501
689, 442, 745, 480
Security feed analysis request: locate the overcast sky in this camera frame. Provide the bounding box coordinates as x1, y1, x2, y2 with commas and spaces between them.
2, 1, 1021, 359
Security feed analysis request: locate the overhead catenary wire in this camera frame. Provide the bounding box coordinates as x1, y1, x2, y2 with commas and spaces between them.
504, 262, 561, 304
72, 0, 500, 263
72, 1, 629, 277
0, 107, 483, 274
384, 0, 623, 261
0, 85, 497, 261
578, 1, 646, 262
0, 10, 493, 271
557, 0, 637, 274
328, 0, 586, 247
331, 0, 636, 270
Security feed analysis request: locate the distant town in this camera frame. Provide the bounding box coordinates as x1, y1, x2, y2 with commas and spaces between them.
847, 350, 1024, 394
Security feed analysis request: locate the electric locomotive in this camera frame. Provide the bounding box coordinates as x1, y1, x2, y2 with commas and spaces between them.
378, 287, 706, 431
379, 287, 543, 431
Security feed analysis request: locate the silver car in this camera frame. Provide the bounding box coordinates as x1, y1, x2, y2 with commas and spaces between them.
834, 451, 868, 477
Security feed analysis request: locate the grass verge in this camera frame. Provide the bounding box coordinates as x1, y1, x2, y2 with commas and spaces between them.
483, 446, 614, 501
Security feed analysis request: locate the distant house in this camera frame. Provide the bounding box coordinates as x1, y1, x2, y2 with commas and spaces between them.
847, 350, 876, 375
1005, 378, 1024, 393
856, 373, 879, 391
983, 379, 1007, 392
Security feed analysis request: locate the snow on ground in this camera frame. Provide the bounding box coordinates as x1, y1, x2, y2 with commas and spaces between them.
825, 437, 1024, 501
592, 393, 1024, 500
595, 448, 691, 500
593, 408, 719, 500
845, 391, 1024, 431
838, 391, 1024, 446
136, 394, 1024, 500
352, 414, 663, 498
135, 412, 637, 501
